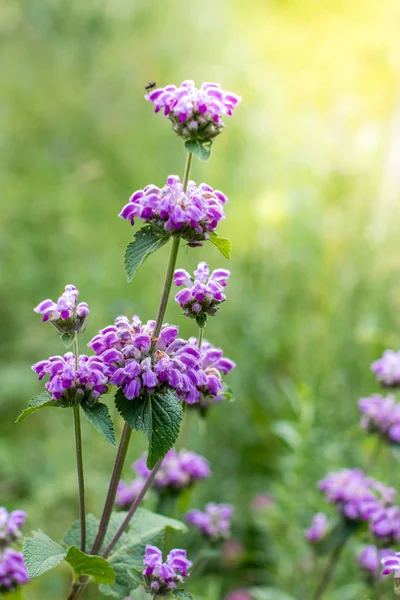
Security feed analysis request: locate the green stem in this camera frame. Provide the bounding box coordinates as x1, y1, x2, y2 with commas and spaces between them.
365, 437, 381, 475
90, 425, 132, 554
311, 538, 347, 600
198, 327, 204, 347
72, 336, 86, 552
182, 151, 193, 192
101, 460, 163, 557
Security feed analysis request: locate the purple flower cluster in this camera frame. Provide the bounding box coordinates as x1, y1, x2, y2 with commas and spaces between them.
32, 353, 110, 406
188, 337, 235, 409
358, 394, 400, 443
382, 552, 400, 588
319, 469, 400, 544
116, 448, 210, 507
0, 507, 28, 594
305, 513, 329, 543
89, 316, 203, 404
0, 549, 29, 593
358, 545, 394, 574
145, 80, 241, 142
119, 175, 227, 245
34, 284, 89, 334
186, 503, 233, 542
371, 350, 400, 387
143, 545, 192, 596
0, 509, 26, 546
174, 262, 230, 320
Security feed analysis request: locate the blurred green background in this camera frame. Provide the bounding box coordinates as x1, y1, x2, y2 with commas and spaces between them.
2, 0, 400, 598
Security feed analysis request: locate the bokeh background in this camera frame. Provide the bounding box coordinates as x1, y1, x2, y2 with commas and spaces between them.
2, 0, 400, 598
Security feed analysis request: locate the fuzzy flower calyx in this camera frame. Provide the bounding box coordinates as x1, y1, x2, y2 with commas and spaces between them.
34, 284, 89, 335
119, 176, 227, 246
143, 545, 192, 596
174, 262, 230, 324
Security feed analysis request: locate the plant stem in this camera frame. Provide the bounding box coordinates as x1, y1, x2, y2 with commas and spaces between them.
90, 424, 132, 554
72, 335, 86, 552
198, 327, 204, 347
365, 437, 381, 475
311, 538, 347, 600
66, 580, 87, 600
102, 459, 163, 557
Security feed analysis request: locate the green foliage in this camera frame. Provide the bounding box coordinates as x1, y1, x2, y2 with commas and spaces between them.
115, 388, 183, 469
184, 139, 212, 161
249, 589, 297, 600
315, 519, 359, 556
208, 232, 232, 259
0, 588, 25, 600
65, 546, 115, 584
60, 333, 75, 348
23, 531, 66, 579
15, 392, 57, 423
62, 515, 101, 551
81, 403, 116, 447
172, 591, 194, 600
124, 226, 169, 282
195, 313, 208, 329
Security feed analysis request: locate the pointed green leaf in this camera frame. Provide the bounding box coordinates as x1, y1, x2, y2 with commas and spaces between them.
115, 388, 183, 469
23, 531, 67, 579
185, 139, 212, 161
81, 403, 116, 446
195, 313, 208, 329
124, 226, 169, 282
16, 391, 57, 423
60, 333, 75, 348
65, 546, 115, 584
172, 591, 194, 600
209, 232, 232, 259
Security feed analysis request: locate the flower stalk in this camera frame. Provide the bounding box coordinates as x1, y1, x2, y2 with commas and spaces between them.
72, 335, 86, 552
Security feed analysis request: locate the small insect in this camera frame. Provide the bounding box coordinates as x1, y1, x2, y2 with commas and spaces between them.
145, 81, 157, 91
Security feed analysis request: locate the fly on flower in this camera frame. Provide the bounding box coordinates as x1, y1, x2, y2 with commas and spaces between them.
145, 81, 157, 91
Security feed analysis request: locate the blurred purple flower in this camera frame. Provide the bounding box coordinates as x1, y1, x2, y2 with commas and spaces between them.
305, 513, 329, 543
119, 176, 227, 246
145, 80, 241, 143
0, 509, 26, 546
358, 394, 400, 443
359, 545, 394, 574
251, 493, 274, 511
224, 590, 252, 600
32, 353, 110, 406
371, 350, 400, 387
34, 284, 89, 334
0, 548, 29, 593
186, 502, 233, 542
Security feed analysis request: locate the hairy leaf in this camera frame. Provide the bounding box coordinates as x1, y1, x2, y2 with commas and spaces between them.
172, 591, 194, 600
209, 231, 232, 259
15, 391, 57, 423
124, 226, 169, 282
115, 388, 183, 468
195, 313, 208, 329
81, 403, 116, 446
184, 139, 212, 161
23, 531, 66, 579
65, 546, 115, 584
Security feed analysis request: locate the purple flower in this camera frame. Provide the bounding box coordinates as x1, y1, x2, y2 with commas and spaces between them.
143, 545, 192, 596
186, 502, 233, 542
305, 513, 329, 543
359, 545, 394, 574
32, 353, 110, 406
382, 552, 400, 592
369, 505, 400, 543
34, 284, 89, 334
0, 509, 26, 546
0, 548, 29, 593
119, 176, 228, 246
358, 394, 400, 443
371, 350, 400, 387
225, 591, 252, 600
145, 80, 241, 143
174, 262, 230, 321
186, 337, 235, 409
89, 315, 203, 404
116, 449, 210, 507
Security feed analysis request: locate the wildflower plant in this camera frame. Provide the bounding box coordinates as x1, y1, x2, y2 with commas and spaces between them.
15, 80, 240, 600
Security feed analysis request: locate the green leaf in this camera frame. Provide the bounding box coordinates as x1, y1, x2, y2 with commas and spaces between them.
314, 519, 359, 556
172, 591, 193, 600
23, 531, 67, 579
195, 313, 208, 329
249, 588, 297, 600
15, 391, 57, 423
60, 332, 75, 348
209, 231, 232, 259
65, 546, 115, 584
124, 226, 169, 282
81, 403, 116, 447
185, 139, 212, 161
62, 514, 100, 550
115, 388, 183, 469
1, 588, 25, 600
